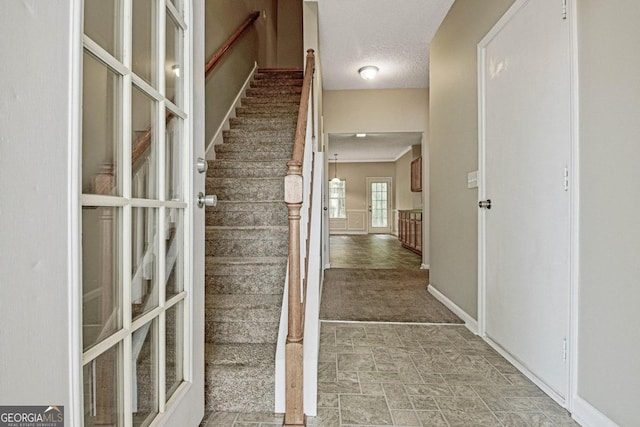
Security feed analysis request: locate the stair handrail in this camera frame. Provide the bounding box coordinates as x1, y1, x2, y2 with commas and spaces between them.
205, 11, 261, 78
283, 49, 315, 427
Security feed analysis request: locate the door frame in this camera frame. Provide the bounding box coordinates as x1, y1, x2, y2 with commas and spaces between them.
476, 0, 579, 411
366, 177, 393, 234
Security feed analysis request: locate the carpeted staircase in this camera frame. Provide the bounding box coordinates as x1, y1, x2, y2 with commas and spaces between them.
204, 69, 303, 412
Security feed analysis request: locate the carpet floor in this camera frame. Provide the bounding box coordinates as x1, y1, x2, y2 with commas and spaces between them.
320, 268, 464, 324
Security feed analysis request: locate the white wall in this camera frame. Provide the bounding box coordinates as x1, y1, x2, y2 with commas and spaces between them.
0, 0, 79, 421
575, 1, 640, 425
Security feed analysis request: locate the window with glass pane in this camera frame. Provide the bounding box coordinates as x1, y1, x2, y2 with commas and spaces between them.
132, 208, 159, 320
165, 12, 183, 106
371, 182, 388, 227
132, 320, 159, 426
132, 86, 158, 199
84, 0, 122, 60
165, 208, 184, 298
165, 302, 184, 400
166, 113, 183, 201
132, 0, 157, 88
82, 206, 122, 351
82, 52, 120, 195
329, 180, 346, 219
83, 344, 122, 426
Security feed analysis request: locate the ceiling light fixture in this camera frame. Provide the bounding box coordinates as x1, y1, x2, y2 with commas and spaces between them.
356, 133, 367, 138
358, 65, 379, 81
331, 153, 341, 183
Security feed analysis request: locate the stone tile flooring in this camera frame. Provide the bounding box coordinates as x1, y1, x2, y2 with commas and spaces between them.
200, 322, 580, 427
330, 234, 421, 270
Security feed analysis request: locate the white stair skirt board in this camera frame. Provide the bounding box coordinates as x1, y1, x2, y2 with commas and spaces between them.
571, 396, 620, 427
205, 62, 258, 159
427, 284, 478, 334
420, 264, 430, 270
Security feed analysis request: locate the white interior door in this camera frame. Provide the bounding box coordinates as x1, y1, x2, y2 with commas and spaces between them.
367, 177, 392, 234
80, 0, 203, 425
479, 0, 572, 400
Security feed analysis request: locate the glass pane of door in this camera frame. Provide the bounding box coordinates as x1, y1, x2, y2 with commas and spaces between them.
371, 182, 388, 228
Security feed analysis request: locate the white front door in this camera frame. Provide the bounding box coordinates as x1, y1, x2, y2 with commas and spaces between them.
80, 0, 204, 425
367, 177, 392, 234
479, 0, 572, 400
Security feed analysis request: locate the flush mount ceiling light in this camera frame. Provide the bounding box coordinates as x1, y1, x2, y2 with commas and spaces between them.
356, 133, 367, 138
358, 65, 379, 81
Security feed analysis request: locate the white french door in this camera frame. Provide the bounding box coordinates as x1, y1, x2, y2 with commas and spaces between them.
80, 0, 203, 425
478, 0, 572, 402
367, 177, 392, 234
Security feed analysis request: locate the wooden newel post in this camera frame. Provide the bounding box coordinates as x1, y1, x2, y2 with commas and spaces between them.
284, 160, 305, 426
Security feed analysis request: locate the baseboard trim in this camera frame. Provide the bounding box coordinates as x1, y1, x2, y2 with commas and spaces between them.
205, 62, 258, 159
321, 319, 467, 326
329, 231, 367, 235
572, 396, 619, 427
420, 264, 430, 270
483, 336, 566, 408
427, 284, 478, 334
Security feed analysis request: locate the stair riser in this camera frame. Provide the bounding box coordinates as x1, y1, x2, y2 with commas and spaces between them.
207, 307, 281, 323
213, 149, 292, 161
208, 166, 286, 179
206, 321, 279, 344
229, 118, 297, 130
241, 96, 300, 106
205, 378, 274, 413
235, 110, 298, 119
223, 128, 295, 138
206, 209, 287, 227
205, 272, 284, 298
255, 71, 303, 79
250, 79, 303, 88
206, 179, 283, 201
206, 238, 287, 257
245, 87, 302, 97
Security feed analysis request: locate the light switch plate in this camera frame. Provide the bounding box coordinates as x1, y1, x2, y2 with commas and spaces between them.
467, 171, 478, 189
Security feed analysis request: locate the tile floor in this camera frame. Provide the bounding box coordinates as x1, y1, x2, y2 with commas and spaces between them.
329, 235, 421, 270
200, 322, 580, 427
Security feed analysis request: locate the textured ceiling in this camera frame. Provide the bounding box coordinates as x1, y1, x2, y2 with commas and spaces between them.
328, 132, 423, 162
316, 0, 454, 90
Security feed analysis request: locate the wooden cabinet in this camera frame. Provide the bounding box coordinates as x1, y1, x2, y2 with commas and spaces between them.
398, 210, 422, 256
411, 156, 422, 192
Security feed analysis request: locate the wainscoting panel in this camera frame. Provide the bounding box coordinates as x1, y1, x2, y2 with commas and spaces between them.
330, 210, 367, 234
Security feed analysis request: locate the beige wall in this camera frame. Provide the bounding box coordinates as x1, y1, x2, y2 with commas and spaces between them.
277, 0, 303, 68
576, 1, 640, 425
329, 162, 396, 234
323, 89, 430, 263
429, 0, 515, 317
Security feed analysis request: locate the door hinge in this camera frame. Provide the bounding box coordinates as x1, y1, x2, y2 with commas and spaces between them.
562, 0, 568, 20
562, 338, 568, 362
564, 166, 569, 191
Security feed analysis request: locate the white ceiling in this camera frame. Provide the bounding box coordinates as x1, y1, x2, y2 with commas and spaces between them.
316, 0, 454, 90
328, 132, 422, 162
